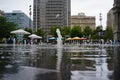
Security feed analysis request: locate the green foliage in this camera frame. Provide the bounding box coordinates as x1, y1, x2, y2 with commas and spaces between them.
26, 25, 114, 42
70, 26, 82, 37
34, 28, 45, 37
50, 26, 61, 37
23, 28, 32, 38
0, 16, 17, 39
96, 26, 102, 32
103, 27, 113, 41
50, 26, 71, 38
91, 26, 114, 41
83, 26, 93, 38
61, 26, 71, 37
24, 28, 32, 34
91, 26, 101, 39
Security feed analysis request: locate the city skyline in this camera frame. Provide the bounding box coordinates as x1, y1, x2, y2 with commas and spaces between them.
0, 0, 113, 29
33, 0, 71, 33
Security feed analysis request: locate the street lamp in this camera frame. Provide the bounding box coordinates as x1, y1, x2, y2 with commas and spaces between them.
98, 13, 103, 43
29, 5, 32, 32
56, 14, 60, 26
99, 13, 103, 30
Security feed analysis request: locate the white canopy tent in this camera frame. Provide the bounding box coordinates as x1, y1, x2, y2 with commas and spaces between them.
28, 34, 42, 39
11, 29, 30, 34
28, 34, 42, 44
11, 29, 31, 44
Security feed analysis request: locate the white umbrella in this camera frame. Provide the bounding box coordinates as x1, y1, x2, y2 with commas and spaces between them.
28, 34, 42, 39
11, 29, 30, 34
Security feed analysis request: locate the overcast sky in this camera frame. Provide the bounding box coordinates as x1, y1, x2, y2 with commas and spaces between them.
0, 0, 113, 29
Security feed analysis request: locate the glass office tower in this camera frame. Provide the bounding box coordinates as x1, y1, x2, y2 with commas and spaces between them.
33, 0, 71, 33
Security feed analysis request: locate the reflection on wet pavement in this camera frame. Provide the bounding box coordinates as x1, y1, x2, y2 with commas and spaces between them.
0, 45, 115, 80
3, 66, 56, 80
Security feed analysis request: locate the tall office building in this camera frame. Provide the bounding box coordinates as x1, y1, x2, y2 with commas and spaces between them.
5, 10, 32, 29
33, 0, 71, 33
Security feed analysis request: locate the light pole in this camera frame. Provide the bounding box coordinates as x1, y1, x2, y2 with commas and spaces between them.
98, 13, 103, 44
29, 5, 32, 32
35, 0, 38, 32
56, 14, 60, 26
99, 13, 103, 30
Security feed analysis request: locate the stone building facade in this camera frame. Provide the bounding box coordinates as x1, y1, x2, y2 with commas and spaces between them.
71, 13, 96, 31
113, 0, 120, 42
107, 9, 114, 30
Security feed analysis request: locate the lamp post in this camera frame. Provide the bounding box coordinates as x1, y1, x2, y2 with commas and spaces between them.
29, 5, 32, 32
98, 13, 103, 44
99, 13, 102, 30
56, 14, 60, 26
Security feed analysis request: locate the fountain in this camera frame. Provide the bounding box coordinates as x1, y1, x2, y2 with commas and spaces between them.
56, 28, 62, 48
56, 28, 63, 72
0, 28, 116, 80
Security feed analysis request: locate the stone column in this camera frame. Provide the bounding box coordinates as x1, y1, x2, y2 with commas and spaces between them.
114, 46, 120, 80
113, 0, 120, 43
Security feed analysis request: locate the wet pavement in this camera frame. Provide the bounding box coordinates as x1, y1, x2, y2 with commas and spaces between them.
0, 44, 117, 80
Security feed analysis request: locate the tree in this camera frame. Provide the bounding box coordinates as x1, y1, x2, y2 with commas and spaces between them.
103, 27, 113, 41
34, 28, 45, 37
83, 26, 93, 38
0, 16, 17, 39
70, 26, 82, 37
23, 28, 32, 38
50, 26, 61, 37
24, 28, 32, 34
61, 26, 71, 37
92, 26, 102, 39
